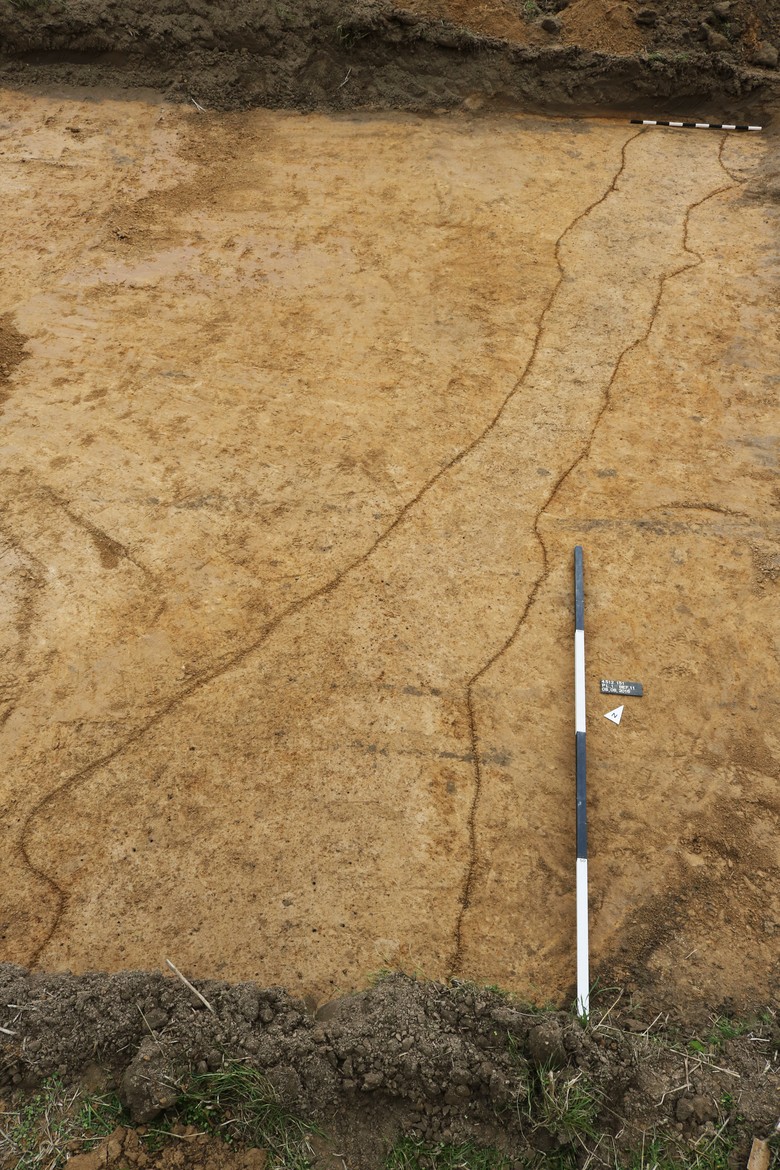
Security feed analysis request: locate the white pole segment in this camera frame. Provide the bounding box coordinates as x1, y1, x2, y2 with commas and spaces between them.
576, 859, 590, 1017
574, 629, 586, 734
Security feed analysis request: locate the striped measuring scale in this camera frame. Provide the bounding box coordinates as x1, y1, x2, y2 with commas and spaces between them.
574, 546, 589, 1018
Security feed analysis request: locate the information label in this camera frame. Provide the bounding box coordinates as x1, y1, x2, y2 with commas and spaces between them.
600, 679, 643, 697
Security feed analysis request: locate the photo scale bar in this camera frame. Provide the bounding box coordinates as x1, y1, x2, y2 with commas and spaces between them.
630, 119, 762, 131
574, 545, 589, 1019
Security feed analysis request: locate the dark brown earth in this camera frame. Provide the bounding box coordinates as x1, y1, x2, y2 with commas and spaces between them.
0, 0, 778, 118
1, 968, 779, 1169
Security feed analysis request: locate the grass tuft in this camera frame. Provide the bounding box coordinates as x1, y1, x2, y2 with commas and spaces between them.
0, 1077, 124, 1170
687, 1014, 758, 1056
385, 1136, 510, 1170
624, 1126, 739, 1170
533, 1066, 601, 1144
171, 1062, 315, 1169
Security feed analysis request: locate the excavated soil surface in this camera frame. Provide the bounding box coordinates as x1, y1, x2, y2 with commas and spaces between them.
2, 89, 780, 1016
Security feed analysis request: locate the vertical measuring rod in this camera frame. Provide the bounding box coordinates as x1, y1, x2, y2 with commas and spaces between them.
574, 546, 589, 1018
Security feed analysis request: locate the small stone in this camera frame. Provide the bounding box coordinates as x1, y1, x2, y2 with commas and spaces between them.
62, 1150, 104, 1170
693, 1095, 716, 1123
143, 1008, 167, 1032
623, 1018, 649, 1032
676, 1096, 695, 1122
635, 8, 658, 26
707, 28, 730, 51
242, 1150, 269, 1170
540, 16, 561, 33
711, 1, 730, 16
553, 0, 569, 8
751, 41, 778, 68
528, 1020, 567, 1069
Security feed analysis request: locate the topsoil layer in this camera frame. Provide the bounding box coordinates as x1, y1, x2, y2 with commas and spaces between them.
0, 0, 779, 117
1, 968, 779, 1169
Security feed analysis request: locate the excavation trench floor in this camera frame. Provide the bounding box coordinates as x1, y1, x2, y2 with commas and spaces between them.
1, 91, 778, 1013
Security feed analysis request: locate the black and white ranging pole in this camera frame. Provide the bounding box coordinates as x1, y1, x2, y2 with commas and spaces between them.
574, 546, 589, 1018
630, 118, 762, 131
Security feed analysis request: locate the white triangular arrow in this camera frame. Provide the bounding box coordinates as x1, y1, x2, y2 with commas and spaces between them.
604, 705, 624, 725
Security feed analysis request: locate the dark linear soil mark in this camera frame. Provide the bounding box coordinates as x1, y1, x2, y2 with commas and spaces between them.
0, 526, 47, 729
605, 792, 774, 993
447, 125, 644, 973
658, 501, 753, 519
0, 312, 29, 409
35, 480, 161, 583
15, 128, 643, 967
449, 132, 742, 977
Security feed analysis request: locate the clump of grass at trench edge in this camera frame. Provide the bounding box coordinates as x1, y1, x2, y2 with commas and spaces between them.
626, 1125, 741, 1170
534, 1066, 602, 1145
687, 1014, 760, 1056
384, 1137, 511, 1170
0, 1076, 124, 1170
510, 1054, 601, 1150
166, 1063, 317, 1170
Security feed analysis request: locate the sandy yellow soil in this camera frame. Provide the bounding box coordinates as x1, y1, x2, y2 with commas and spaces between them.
1, 91, 777, 1011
